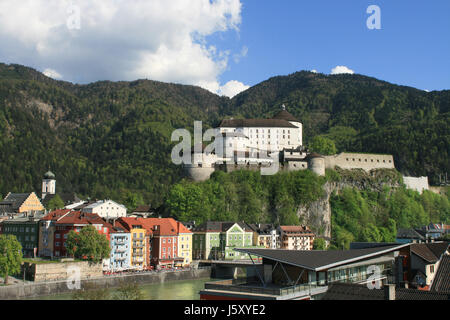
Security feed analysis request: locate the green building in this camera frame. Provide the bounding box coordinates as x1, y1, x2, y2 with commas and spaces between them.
192, 222, 258, 260
0, 214, 43, 257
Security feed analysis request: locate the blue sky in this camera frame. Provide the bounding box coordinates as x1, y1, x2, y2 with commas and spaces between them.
213, 0, 450, 91
0, 0, 448, 96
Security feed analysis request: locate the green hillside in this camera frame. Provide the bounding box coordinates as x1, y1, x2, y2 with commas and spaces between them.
0, 63, 448, 209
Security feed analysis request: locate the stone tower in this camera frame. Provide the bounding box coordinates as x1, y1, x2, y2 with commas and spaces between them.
42, 170, 56, 199
306, 153, 325, 176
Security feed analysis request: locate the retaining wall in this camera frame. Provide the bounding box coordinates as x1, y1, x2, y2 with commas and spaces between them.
0, 268, 211, 300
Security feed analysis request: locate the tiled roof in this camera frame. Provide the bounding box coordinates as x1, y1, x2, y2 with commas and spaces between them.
410, 242, 449, 263
322, 283, 450, 300
219, 119, 298, 129
430, 255, 450, 293
117, 217, 188, 236
55, 211, 105, 226
396, 228, 425, 240
280, 225, 314, 235
235, 244, 409, 271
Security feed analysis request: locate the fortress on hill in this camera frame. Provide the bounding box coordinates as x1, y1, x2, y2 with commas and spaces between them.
183, 105, 396, 182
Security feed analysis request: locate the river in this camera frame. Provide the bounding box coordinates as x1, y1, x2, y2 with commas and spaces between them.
27, 277, 213, 300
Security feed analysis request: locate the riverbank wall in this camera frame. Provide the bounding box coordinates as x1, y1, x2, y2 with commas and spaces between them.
0, 267, 212, 300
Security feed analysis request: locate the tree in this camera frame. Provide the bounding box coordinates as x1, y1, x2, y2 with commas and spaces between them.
66, 226, 110, 262
113, 281, 144, 300
0, 235, 23, 284
313, 238, 327, 250
309, 136, 337, 155
47, 194, 65, 211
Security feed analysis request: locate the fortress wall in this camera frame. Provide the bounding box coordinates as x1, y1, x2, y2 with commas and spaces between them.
324, 153, 395, 171
403, 176, 429, 194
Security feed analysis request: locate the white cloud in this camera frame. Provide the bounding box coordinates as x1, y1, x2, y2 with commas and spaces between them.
331, 65, 355, 75
218, 80, 250, 97
0, 0, 245, 94
43, 68, 62, 79
311, 69, 318, 73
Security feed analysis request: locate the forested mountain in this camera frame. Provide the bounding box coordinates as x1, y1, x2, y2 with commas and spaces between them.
0, 63, 448, 208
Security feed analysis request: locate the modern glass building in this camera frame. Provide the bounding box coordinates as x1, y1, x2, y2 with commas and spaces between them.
200, 244, 409, 300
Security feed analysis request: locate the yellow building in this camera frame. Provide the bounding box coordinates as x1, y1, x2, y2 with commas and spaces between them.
130, 228, 147, 270
0, 192, 44, 214
175, 221, 193, 267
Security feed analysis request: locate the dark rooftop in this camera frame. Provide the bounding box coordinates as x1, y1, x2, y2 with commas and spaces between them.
410, 242, 449, 263
219, 119, 298, 129
430, 255, 450, 293
235, 244, 409, 271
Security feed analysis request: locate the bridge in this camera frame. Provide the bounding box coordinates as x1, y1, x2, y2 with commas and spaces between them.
196, 259, 262, 279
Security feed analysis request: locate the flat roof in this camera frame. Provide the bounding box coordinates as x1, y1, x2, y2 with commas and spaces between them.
235, 244, 409, 271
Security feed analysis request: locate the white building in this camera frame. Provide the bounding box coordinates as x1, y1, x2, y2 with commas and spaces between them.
81, 200, 127, 219
217, 105, 303, 159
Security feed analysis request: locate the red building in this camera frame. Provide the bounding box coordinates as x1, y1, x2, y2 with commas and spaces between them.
51, 211, 111, 257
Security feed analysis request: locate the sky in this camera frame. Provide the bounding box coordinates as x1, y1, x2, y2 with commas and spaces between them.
0, 0, 449, 97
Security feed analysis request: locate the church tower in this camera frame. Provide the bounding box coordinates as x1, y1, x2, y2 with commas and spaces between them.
42, 170, 56, 200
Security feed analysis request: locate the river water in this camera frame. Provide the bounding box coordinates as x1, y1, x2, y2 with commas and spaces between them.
28, 278, 213, 300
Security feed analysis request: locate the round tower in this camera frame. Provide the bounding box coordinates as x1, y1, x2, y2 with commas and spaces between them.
306, 153, 325, 176
42, 170, 56, 199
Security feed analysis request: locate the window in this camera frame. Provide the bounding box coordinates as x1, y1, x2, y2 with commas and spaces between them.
168, 239, 171, 244
55, 234, 61, 239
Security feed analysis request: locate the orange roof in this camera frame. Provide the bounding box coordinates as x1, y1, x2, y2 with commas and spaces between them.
117, 217, 191, 236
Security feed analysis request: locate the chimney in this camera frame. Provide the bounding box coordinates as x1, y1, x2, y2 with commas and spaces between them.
384, 284, 396, 300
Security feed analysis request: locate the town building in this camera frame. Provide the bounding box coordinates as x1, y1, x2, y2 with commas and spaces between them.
408, 242, 449, 289
79, 199, 127, 220
246, 223, 278, 249
176, 221, 193, 266
0, 192, 44, 216
0, 212, 44, 257
192, 222, 255, 260
103, 223, 132, 272
38, 210, 111, 258
117, 217, 190, 269
200, 244, 409, 300
38, 209, 72, 257
278, 225, 315, 250
116, 218, 149, 270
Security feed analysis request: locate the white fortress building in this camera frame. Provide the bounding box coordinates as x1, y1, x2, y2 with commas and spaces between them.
183, 105, 404, 182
